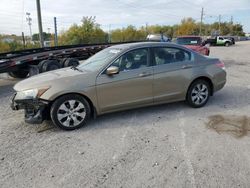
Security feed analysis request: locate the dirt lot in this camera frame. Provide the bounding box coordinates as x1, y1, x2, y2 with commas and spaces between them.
0, 41, 250, 188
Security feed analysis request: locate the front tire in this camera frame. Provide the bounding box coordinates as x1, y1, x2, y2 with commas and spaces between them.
186, 80, 211, 108
50, 94, 91, 130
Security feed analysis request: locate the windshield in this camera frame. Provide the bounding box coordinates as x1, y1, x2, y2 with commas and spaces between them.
176, 37, 201, 45
78, 48, 122, 71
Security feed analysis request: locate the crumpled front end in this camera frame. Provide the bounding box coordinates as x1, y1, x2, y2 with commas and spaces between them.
11, 93, 49, 124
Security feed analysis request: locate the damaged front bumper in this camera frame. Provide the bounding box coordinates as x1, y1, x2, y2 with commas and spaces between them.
11, 93, 49, 124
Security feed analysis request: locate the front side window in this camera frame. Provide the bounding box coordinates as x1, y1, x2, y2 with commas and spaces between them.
153, 47, 191, 65
111, 48, 148, 72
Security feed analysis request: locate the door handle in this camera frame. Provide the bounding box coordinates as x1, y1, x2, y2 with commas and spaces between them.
139, 72, 152, 77
182, 65, 193, 69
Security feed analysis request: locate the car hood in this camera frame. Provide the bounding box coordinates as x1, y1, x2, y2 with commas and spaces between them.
14, 67, 96, 91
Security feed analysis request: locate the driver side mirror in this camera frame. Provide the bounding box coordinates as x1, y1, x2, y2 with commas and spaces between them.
106, 66, 119, 75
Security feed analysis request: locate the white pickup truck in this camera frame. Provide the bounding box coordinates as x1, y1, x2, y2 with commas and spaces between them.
205, 36, 233, 47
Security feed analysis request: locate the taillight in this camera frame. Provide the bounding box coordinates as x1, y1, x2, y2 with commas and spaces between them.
215, 61, 225, 70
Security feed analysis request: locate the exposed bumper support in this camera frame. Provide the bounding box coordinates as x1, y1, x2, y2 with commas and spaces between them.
11, 93, 49, 124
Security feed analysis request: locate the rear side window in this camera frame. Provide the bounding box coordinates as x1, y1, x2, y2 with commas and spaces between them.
153, 47, 191, 65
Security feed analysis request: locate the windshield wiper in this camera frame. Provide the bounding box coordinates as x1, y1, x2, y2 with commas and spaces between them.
71, 66, 82, 72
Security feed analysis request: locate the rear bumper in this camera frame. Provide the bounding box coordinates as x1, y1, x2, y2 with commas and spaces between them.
213, 70, 226, 93
11, 93, 49, 124
214, 80, 226, 92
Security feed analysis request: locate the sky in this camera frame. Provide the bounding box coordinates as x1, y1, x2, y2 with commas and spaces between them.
0, 0, 249, 36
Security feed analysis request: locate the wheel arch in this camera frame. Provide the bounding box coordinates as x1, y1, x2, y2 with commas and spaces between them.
187, 76, 214, 98
49, 92, 97, 119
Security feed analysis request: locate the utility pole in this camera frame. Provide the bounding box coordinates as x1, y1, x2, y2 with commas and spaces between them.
54, 17, 58, 46
22, 32, 26, 49
36, 0, 44, 47
26, 12, 32, 39
47, 28, 51, 46
218, 14, 221, 35
199, 7, 204, 36
230, 16, 233, 35
108, 24, 111, 43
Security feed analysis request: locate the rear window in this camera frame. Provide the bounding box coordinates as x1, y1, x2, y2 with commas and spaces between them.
176, 37, 201, 45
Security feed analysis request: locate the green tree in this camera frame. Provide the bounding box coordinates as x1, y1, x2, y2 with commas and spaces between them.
32, 32, 52, 41
111, 25, 146, 42
0, 41, 11, 52
58, 16, 107, 45
232, 24, 245, 36
178, 18, 199, 35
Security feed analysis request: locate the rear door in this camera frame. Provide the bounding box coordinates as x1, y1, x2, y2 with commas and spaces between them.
152, 47, 194, 103
96, 48, 154, 113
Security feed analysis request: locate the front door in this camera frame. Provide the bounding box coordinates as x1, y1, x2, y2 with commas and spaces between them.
96, 48, 153, 113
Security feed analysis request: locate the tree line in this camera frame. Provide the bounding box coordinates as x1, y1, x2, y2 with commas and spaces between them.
0, 16, 245, 53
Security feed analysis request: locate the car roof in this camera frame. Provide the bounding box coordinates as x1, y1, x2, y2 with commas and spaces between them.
110, 42, 187, 51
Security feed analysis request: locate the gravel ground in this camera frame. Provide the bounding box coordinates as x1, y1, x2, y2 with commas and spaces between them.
0, 41, 250, 188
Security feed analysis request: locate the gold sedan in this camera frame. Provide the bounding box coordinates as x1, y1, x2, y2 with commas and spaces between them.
11, 42, 226, 130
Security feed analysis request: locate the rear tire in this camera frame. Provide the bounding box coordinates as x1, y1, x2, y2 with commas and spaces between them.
38, 60, 49, 73
8, 70, 29, 78
64, 58, 79, 67
225, 42, 230, 47
41, 60, 61, 72
50, 94, 91, 130
186, 79, 211, 108
59, 58, 68, 68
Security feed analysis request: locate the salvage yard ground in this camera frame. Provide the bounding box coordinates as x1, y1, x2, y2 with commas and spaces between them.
0, 41, 250, 188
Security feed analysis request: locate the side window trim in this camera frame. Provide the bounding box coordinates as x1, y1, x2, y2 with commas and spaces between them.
99, 47, 150, 75
152, 47, 192, 67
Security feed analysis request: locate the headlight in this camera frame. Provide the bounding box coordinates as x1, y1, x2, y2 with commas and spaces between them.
16, 87, 50, 100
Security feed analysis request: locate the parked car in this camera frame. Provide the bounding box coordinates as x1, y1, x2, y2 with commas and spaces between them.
146, 34, 171, 42
11, 42, 226, 130
205, 36, 232, 46
176, 36, 210, 55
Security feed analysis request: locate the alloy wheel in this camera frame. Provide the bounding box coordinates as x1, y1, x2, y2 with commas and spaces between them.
57, 100, 86, 127
191, 83, 209, 105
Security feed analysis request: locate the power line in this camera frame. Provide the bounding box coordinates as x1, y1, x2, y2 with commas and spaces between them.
199, 7, 204, 36
181, 0, 201, 10
116, 0, 186, 19
21, 0, 25, 31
